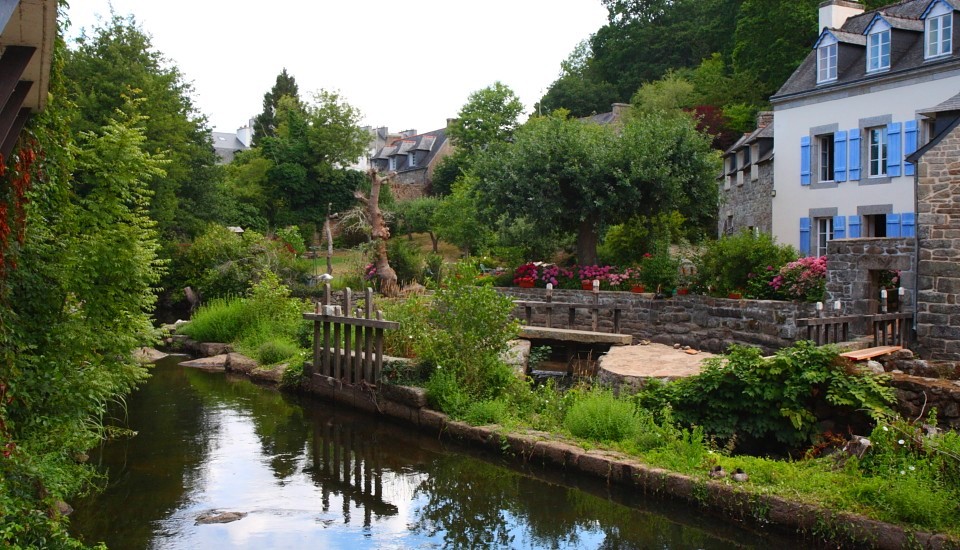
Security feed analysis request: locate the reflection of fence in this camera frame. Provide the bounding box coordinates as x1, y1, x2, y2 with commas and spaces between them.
797, 312, 912, 347
311, 420, 398, 524
303, 285, 399, 383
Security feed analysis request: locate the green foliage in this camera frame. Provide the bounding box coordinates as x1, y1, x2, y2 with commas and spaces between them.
429, 152, 468, 197
473, 110, 719, 265
599, 211, 685, 266
564, 389, 641, 443
432, 179, 494, 256
252, 68, 300, 146
177, 298, 246, 342
65, 13, 224, 239
638, 250, 679, 291
275, 226, 306, 255
463, 400, 511, 426
694, 230, 798, 297
255, 338, 301, 366
386, 238, 425, 285
448, 82, 524, 156
639, 342, 895, 450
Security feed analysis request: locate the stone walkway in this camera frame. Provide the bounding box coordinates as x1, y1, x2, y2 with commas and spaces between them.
597, 343, 715, 385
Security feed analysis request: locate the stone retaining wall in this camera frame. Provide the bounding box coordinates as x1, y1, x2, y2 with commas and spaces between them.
500, 288, 817, 354
301, 372, 956, 549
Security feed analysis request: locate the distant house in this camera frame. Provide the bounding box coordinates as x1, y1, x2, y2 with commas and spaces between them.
581, 102, 632, 126
370, 126, 453, 200
718, 112, 775, 236
349, 126, 417, 172
211, 122, 253, 164
771, 0, 960, 256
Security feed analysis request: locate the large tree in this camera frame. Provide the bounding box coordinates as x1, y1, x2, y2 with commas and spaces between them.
448, 82, 524, 156
472, 111, 718, 264
63, 13, 223, 238
252, 68, 300, 146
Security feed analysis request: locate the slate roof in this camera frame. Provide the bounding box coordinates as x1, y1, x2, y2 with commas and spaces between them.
772, 0, 960, 103
211, 131, 249, 164
371, 128, 449, 173
918, 90, 960, 114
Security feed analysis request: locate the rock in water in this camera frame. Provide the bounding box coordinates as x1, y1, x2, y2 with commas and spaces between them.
195, 511, 247, 525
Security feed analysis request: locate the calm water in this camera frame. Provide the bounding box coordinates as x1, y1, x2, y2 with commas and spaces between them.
69, 356, 801, 549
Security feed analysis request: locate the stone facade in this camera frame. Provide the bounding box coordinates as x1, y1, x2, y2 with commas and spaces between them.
915, 123, 960, 361
825, 237, 915, 331
501, 288, 816, 355
719, 159, 774, 236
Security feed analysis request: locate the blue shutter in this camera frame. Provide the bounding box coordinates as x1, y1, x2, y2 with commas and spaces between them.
887, 122, 902, 177
834, 130, 847, 181
886, 213, 901, 237
904, 120, 918, 176
800, 136, 811, 185
848, 215, 861, 238
901, 212, 916, 237
833, 215, 846, 239
849, 129, 861, 180
800, 217, 811, 256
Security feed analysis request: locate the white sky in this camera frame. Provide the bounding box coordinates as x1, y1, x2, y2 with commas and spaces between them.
64, 1, 609, 135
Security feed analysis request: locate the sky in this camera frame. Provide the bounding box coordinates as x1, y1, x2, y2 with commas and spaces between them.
64, 1, 610, 135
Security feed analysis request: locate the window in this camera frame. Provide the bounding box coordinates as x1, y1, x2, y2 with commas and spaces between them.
819, 134, 835, 182
868, 127, 888, 176
818, 43, 838, 83
867, 30, 891, 71
926, 11, 953, 59
388, 156, 397, 171
864, 214, 887, 237
408, 153, 417, 167
816, 217, 834, 257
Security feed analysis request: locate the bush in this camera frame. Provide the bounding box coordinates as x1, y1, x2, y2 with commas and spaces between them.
598, 211, 686, 266
694, 231, 798, 297
639, 342, 894, 451
639, 251, 679, 291
770, 255, 827, 302
386, 237, 425, 285
564, 389, 641, 442
463, 399, 511, 426
256, 338, 301, 365
178, 297, 246, 343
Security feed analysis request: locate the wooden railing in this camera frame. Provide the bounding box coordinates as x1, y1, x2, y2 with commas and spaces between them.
303, 285, 399, 385
514, 295, 627, 334
796, 312, 913, 347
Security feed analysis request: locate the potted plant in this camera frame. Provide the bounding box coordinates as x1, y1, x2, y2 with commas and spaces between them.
623, 267, 644, 293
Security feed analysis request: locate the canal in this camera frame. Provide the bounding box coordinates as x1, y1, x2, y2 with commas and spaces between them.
69, 356, 803, 549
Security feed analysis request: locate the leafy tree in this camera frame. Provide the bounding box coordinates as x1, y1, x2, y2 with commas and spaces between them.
473, 111, 718, 265
63, 13, 223, 238
257, 91, 369, 227
732, 0, 820, 98
395, 197, 440, 251
429, 151, 468, 197
536, 40, 620, 118
448, 82, 523, 156
432, 179, 494, 256
252, 68, 300, 146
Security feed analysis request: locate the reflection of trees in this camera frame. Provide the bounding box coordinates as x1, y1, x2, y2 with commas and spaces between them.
70, 357, 210, 548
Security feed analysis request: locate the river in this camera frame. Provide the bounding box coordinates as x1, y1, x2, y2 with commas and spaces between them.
69, 355, 802, 549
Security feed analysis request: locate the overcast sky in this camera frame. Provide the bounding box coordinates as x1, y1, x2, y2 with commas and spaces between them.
64, 1, 609, 135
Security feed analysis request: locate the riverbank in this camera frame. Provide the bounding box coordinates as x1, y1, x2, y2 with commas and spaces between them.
152, 333, 960, 549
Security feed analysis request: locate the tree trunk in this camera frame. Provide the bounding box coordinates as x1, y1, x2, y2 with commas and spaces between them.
324, 204, 334, 276
576, 218, 600, 266
360, 169, 400, 297
428, 231, 439, 253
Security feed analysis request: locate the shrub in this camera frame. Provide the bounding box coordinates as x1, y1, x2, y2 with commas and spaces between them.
178, 297, 246, 343
695, 231, 798, 297
386, 238, 426, 285
564, 389, 641, 442
256, 338, 301, 365
770, 255, 827, 302
598, 211, 686, 266
639, 251, 679, 291
275, 225, 306, 255
463, 399, 511, 426
639, 342, 894, 451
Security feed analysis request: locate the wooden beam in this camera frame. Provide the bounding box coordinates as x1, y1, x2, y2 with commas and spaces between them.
0, 46, 34, 109
0, 107, 28, 159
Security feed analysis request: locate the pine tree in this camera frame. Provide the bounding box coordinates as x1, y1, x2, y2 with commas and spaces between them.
252, 68, 300, 146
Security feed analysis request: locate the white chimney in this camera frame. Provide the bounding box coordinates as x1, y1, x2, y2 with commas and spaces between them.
236, 124, 252, 147
819, 0, 864, 32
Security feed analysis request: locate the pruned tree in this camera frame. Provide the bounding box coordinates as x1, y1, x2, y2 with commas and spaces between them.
357, 169, 399, 297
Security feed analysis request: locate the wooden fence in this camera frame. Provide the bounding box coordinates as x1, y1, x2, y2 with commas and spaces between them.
514, 291, 627, 334
302, 285, 399, 385
796, 312, 913, 347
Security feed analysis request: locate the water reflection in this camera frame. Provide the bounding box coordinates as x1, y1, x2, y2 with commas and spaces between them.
70, 356, 800, 549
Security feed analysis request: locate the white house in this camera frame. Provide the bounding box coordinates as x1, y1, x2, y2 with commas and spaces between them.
771, 0, 960, 255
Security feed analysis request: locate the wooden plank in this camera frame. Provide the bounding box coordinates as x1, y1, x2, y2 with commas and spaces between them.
363, 326, 373, 382
303, 313, 399, 330
344, 323, 353, 383
839, 345, 902, 361
322, 320, 331, 376
519, 325, 632, 345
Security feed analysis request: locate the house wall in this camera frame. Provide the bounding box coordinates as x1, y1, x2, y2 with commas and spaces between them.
772, 70, 960, 251
915, 122, 960, 361
718, 159, 773, 236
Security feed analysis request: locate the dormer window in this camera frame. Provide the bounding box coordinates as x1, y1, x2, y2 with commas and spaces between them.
388, 156, 397, 171
408, 152, 417, 167
925, 2, 953, 59
817, 36, 838, 83
867, 28, 891, 72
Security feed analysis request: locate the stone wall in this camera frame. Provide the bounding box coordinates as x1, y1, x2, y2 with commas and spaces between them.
386, 180, 428, 201
915, 124, 960, 361
500, 288, 816, 355
718, 159, 773, 236
825, 237, 915, 329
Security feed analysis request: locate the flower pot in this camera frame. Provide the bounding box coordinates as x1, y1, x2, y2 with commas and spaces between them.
676, 287, 690, 295
518, 280, 535, 288
630, 285, 645, 293
728, 292, 742, 299
581, 281, 594, 290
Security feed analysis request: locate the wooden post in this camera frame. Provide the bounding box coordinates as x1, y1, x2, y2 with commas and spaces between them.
375, 310, 385, 382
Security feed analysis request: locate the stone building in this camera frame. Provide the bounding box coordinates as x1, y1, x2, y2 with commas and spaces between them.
907, 93, 960, 361
718, 112, 774, 236
370, 126, 453, 200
